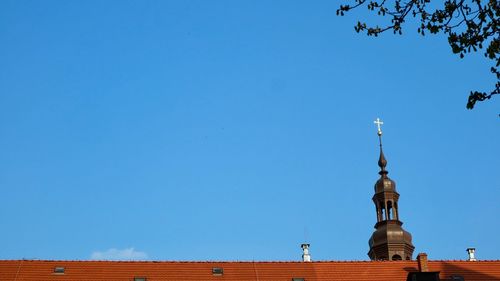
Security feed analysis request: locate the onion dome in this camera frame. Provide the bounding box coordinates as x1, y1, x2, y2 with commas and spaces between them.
374, 148, 397, 193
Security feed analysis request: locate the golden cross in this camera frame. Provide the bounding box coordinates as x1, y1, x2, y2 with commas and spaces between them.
374, 118, 384, 136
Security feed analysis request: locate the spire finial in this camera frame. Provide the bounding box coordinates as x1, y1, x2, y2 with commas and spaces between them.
374, 118, 383, 136
374, 118, 387, 175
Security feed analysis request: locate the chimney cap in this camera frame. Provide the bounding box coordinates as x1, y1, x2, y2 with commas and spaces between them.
466, 248, 477, 261
301, 243, 311, 262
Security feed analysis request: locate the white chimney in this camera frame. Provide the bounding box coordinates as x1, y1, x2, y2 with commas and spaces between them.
301, 243, 311, 262
466, 248, 476, 261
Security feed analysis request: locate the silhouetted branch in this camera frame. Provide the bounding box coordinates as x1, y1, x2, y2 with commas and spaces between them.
337, 0, 500, 110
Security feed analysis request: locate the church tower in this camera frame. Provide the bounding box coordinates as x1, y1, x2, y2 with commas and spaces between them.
368, 119, 415, 261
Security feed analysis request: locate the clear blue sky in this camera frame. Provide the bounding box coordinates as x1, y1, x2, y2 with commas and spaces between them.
0, 1, 498, 261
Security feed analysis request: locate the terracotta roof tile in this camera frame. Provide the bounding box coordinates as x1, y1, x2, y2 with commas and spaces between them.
1, 260, 499, 281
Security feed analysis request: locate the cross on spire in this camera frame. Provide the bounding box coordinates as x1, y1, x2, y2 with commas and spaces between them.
374, 118, 384, 136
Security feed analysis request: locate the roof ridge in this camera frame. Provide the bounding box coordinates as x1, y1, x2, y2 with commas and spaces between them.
0, 259, 410, 263
1, 259, 499, 263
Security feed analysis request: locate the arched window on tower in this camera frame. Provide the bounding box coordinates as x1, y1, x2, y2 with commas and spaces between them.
379, 201, 386, 221
392, 254, 402, 261
387, 201, 393, 220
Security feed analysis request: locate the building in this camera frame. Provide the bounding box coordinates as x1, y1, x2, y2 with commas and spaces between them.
1, 121, 499, 281
1, 256, 500, 281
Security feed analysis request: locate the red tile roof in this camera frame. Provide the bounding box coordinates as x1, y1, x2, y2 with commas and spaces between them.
1, 260, 499, 281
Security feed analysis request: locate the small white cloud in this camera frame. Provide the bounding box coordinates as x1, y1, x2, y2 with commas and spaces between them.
90, 247, 148, 260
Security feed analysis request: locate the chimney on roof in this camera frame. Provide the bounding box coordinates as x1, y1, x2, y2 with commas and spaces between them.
410, 253, 441, 281
301, 243, 311, 262
417, 253, 429, 272
466, 248, 476, 261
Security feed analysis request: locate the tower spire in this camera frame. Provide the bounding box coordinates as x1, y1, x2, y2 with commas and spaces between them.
368, 118, 415, 261
374, 118, 387, 175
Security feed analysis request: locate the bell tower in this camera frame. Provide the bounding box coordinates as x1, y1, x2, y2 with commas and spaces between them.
368, 118, 415, 261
